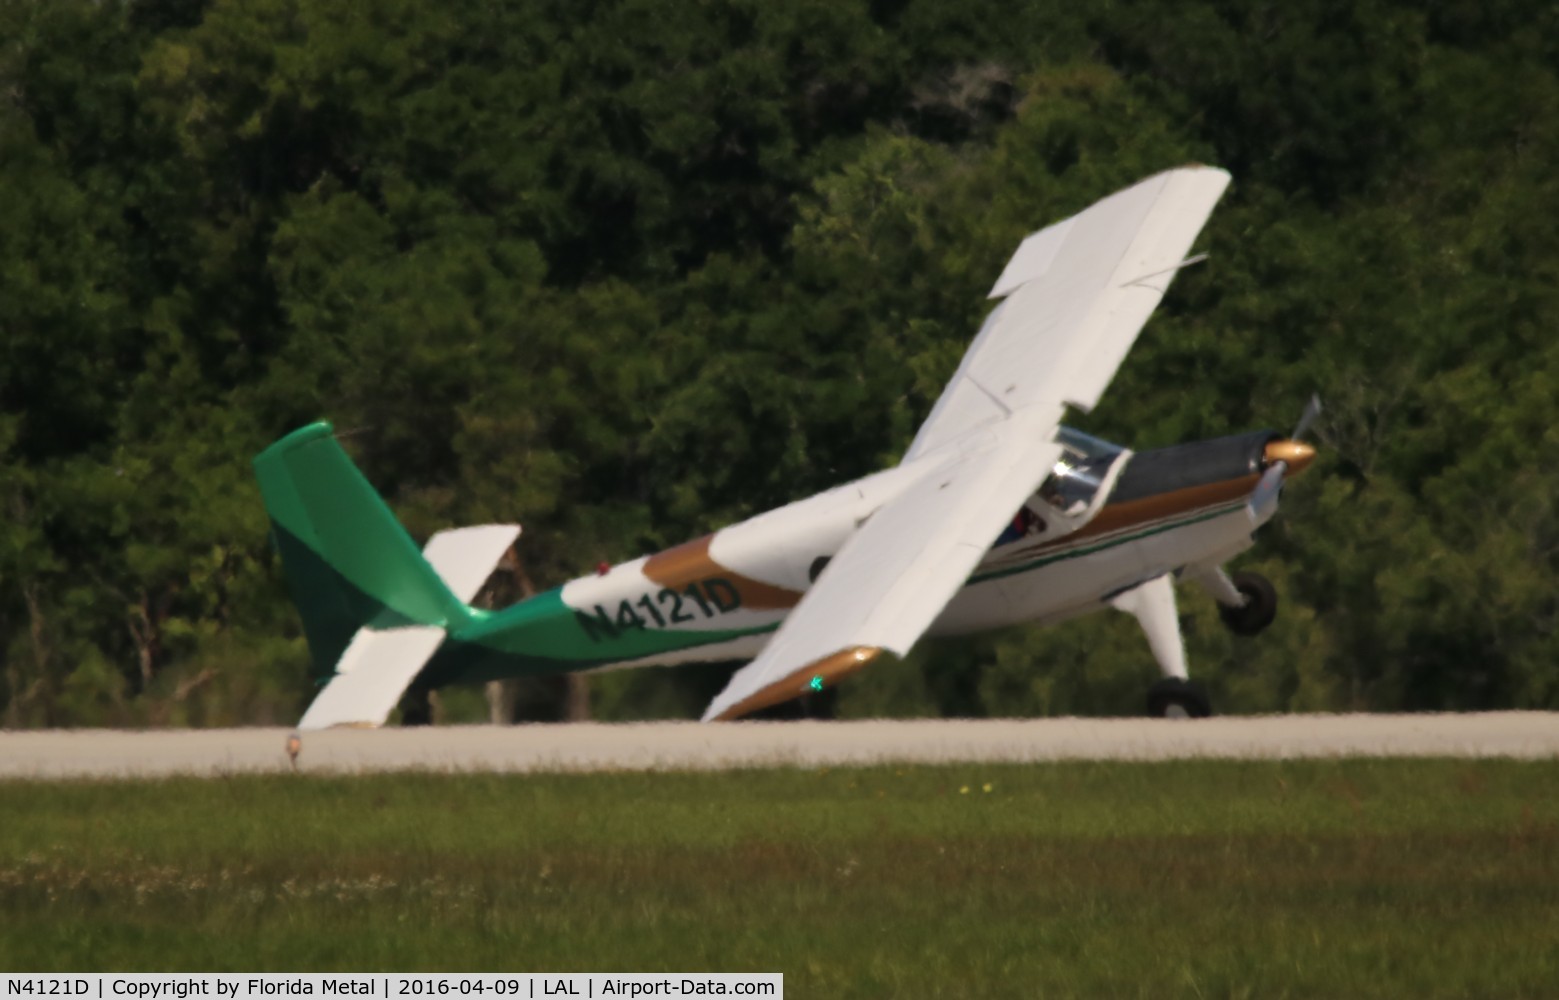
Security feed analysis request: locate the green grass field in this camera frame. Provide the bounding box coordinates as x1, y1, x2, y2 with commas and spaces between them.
4, 760, 1559, 997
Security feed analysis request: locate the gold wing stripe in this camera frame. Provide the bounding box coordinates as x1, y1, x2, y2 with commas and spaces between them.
708, 646, 881, 721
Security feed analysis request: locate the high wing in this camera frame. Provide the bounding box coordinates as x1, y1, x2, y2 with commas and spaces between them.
702, 166, 1231, 721
702, 405, 1064, 720
905, 166, 1231, 461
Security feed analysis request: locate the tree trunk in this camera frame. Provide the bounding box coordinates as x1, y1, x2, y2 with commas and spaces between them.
486, 679, 517, 724
482, 545, 593, 724
564, 673, 590, 722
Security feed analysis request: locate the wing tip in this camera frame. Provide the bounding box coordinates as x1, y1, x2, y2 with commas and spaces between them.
706, 646, 882, 722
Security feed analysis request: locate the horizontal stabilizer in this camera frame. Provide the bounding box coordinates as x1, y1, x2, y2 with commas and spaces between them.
297, 523, 520, 730
297, 626, 444, 730
424, 525, 522, 603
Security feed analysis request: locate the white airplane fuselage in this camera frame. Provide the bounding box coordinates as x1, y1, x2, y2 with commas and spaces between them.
422, 427, 1305, 690
265, 166, 1307, 728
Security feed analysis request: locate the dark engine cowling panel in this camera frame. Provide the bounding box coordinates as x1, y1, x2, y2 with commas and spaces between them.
1107, 430, 1280, 505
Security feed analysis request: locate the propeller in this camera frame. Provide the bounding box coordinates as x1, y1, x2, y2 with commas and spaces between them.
1250, 395, 1321, 520
1249, 462, 1287, 518
1291, 393, 1323, 442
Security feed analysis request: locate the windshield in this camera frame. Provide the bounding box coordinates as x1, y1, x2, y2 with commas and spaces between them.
1056, 426, 1125, 463
1040, 427, 1125, 513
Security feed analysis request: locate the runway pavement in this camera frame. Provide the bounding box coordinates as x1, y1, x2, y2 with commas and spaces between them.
1, 712, 1556, 779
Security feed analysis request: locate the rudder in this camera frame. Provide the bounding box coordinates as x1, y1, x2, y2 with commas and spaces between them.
253, 423, 472, 680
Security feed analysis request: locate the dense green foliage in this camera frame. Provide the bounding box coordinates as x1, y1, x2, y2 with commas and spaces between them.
6, 761, 1559, 994
3, 0, 1559, 724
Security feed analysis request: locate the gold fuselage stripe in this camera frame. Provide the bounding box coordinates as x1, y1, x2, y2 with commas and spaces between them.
642, 475, 1264, 615
1028, 474, 1259, 554
643, 534, 805, 611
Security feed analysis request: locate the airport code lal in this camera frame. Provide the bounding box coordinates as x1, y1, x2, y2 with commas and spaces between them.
2, 978, 781, 999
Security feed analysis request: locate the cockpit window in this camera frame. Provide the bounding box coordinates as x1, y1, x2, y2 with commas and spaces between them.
1056, 426, 1125, 462
1040, 427, 1126, 514
996, 427, 1128, 547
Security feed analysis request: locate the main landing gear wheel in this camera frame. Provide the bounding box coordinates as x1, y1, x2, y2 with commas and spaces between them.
1147, 677, 1212, 719
1218, 570, 1278, 637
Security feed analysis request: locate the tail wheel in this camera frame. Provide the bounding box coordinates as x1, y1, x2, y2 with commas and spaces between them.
1218, 570, 1278, 636
1147, 677, 1212, 719
398, 686, 434, 726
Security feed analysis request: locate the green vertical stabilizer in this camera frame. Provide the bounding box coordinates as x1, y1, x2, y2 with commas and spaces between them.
253, 423, 471, 679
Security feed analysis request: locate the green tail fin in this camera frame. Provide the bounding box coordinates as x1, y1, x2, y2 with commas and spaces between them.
253, 423, 470, 679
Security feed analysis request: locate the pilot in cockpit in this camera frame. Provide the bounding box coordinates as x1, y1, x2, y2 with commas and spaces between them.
995, 505, 1047, 547
996, 429, 1124, 546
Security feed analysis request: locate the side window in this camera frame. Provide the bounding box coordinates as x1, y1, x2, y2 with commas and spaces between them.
1042, 454, 1114, 515
995, 505, 1049, 546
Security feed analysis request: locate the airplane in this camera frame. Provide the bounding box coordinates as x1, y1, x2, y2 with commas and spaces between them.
253, 164, 1318, 731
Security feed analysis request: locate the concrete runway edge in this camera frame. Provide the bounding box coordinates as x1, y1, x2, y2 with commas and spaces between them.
2, 713, 1557, 780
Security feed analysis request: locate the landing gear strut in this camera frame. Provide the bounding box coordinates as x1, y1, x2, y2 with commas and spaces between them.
1111, 575, 1213, 720
1218, 570, 1278, 636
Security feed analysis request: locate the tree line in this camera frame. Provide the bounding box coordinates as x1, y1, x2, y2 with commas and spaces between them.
3, 0, 1557, 725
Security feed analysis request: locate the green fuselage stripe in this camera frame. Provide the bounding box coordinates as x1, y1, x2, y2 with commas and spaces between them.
425, 587, 776, 686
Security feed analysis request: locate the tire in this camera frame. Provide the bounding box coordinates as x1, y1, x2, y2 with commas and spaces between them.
1218, 570, 1278, 636
1146, 677, 1212, 719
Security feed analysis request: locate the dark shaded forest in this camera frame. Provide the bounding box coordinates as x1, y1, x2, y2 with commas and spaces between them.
3, 0, 1558, 726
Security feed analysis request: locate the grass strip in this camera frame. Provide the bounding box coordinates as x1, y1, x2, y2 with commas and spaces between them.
3, 759, 1558, 997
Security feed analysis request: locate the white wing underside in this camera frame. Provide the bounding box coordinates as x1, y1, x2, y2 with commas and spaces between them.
704, 166, 1230, 721
297, 524, 520, 731
702, 407, 1065, 720
906, 166, 1231, 461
